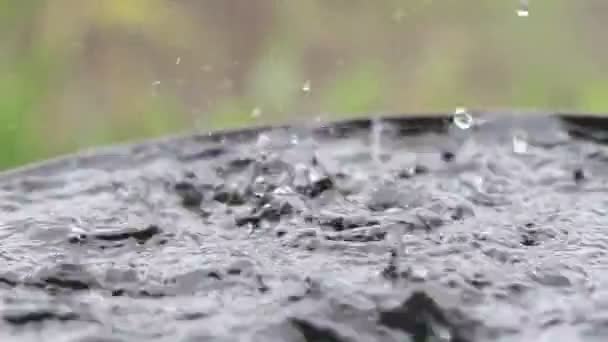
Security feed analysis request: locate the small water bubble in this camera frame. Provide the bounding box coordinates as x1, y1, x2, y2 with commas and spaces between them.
302, 80, 312, 93
176, 57, 181, 65
512, 130, 528, 154
452, 107, 473, 130
251, 107, 262, 118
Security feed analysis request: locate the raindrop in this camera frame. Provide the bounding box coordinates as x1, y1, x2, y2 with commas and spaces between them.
452, 107, 473, 130
512, 130, 528, 154
302, 80, 312, 93
517, 0, 529, 17
152, 81, 161, 86
176, 57, 181, 65
251, 107, 262, 118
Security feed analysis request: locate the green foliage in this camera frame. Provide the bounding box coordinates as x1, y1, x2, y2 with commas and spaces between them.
0, 1, 606, 170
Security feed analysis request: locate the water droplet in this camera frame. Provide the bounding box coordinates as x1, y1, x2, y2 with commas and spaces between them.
517, 0, 529, 17
512, 130, 528, 154
302, 80, 311, 93
251, 107, 262, 118
176, 57, 181, 65
290, 134, 300, 146
152, 80, 161, 86
452, 107, 473, 130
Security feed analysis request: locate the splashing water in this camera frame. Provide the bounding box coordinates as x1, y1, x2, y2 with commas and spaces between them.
256, 133, 272, 150
290, 134, 300, 146
371, 118, 383, 168
452, 107, 474, 130
517, 0, 529, 17
512, 130, 528, 154
302, 80, 312, 93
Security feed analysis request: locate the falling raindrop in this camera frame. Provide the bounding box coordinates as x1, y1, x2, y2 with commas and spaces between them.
152, 81, 161, 86
512, 130, 528, 154
517, 0, 529, 17
251, 107, 262, 118
176, 57, 181, 65
452, 107, 473, 130
302, 80, 312, 93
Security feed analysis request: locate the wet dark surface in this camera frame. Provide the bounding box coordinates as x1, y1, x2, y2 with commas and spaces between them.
1, 114, 608, 341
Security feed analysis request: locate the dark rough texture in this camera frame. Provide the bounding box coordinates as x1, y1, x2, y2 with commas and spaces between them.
0, 113, 607, 341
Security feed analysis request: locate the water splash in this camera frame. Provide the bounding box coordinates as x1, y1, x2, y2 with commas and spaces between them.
512, 130, 528, 154
517, 0, 529, 17
452, 107, 473, 130
302, 80, 312, 93
290, 134, 300, 146
371, 118, 384, 167
256, 133, 272, 150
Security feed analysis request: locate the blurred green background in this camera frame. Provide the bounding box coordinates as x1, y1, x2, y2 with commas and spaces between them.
1, 0, 607, 169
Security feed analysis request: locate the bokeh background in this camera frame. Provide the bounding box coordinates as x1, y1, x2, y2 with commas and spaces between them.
1, 0, 607, 170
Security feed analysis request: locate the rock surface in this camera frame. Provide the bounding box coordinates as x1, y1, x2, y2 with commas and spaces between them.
0, 114, 607, 341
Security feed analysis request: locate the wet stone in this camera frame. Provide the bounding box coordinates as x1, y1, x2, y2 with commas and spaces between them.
174, 181, 204, 207
33, 263, 98, 292
290, 318, 347, 342
213, 186, 247, 205
4, 309, 79, 325
441, 151, 456, 162
379, 291, 474, 342
92, 225, 161, 244
297, 177, 335, 198
179, 147, 226, 161
1, 114, 608, 341
317, 216, 379, 232
573, 168, 585, 182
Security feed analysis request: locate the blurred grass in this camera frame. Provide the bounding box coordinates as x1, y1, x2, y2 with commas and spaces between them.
1, 0, 608, 169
